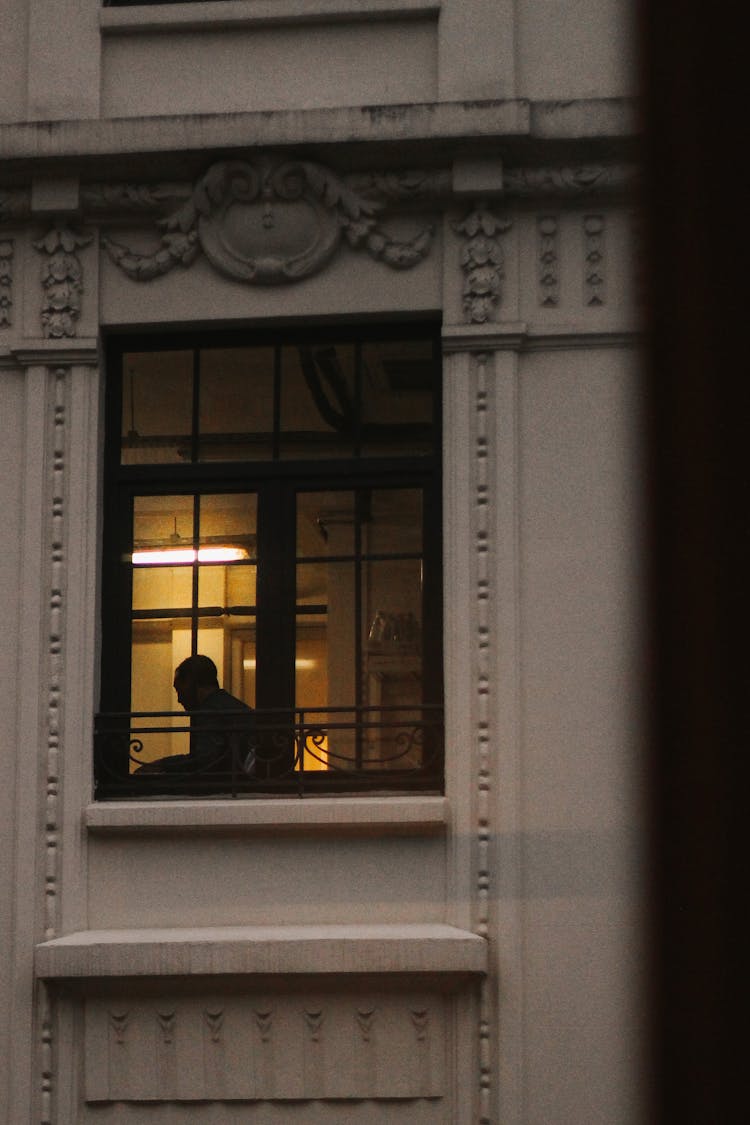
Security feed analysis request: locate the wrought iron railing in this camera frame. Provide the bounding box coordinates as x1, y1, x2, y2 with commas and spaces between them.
94, 706, 444, 798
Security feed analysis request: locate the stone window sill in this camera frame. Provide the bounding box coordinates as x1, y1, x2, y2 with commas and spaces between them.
85, 794, 449, 835
100, 0, 440, 35
36, 922, 485, 979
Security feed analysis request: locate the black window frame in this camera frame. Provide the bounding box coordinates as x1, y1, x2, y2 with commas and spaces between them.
97, 322, 444, 799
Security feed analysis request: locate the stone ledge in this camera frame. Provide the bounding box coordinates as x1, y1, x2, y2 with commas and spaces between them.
1, 338, 100, 367
35, 923, 487, 979
85, 795, 449, 835
100, 0, 440, 34
0, 100, 530, 166
441, 322, 643, 352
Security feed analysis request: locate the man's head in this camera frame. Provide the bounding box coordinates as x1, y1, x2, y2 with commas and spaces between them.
173, 654, 219, 711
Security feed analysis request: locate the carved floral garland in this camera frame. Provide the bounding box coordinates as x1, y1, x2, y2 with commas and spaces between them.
452, 206, 512, 323
33, 225, 92, 338
102, 159, 434, 285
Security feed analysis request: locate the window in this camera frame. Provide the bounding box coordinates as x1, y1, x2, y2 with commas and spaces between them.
96, 326, 443, 798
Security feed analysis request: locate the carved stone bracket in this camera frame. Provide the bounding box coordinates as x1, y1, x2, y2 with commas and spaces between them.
0, 239, 13, 326
101, 158, 435, 286
33, 225, 92, 338
452, 206, 512, 323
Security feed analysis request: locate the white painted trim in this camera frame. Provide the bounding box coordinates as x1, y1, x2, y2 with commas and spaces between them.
100, 0, 440, 34
85, 795, 449, 833
36, 923, 487, 978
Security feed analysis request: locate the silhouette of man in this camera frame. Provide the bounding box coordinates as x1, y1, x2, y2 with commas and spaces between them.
136, 654, 255, 777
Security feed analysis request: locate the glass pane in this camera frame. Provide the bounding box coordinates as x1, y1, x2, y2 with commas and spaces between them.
198, 493, 257, 555
362, 558, 424, 770
295, 626, 329, 770
132, 495, 195, 610
365, 489, 423, 556
361, 338, 434, 456
280, 344, 355, 459
122, 350, 193, 464
130, 623, 190, 767
297, 560, 356, 766
131, 496, 195, 766
198, 347, 275, 461
195, 494, 258, 709
362, 558, 423, 657
297, 491, 356, 558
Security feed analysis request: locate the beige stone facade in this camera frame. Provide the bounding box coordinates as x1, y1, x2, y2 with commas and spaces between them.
1, 2, 643, 1122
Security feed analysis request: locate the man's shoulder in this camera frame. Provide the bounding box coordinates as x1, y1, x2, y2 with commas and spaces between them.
204, 689, 254, 714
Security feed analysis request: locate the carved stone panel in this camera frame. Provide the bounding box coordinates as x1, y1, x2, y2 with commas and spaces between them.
84, 987, 447, 1102
33, 225, 93, 338
101, 158, 435, 286
451, 206, 512, 323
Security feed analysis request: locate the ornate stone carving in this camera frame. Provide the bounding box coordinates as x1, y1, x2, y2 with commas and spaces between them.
474, 355, 493, 1124
537, 215, 559, 306
304, 1008, 324, 1042
504, 163, 636, 196
45, 370, 66, 943
355, 1006, 376, 1041
344, 168, 452, 202
583, 214, 606, 305
81, 182, 191, 213
85, 992, 446, 1101
108, 1010, 130, 1045
452, 206, 512, 323
254, 1008, 273, 1042
102, 159, 435, 285
410, 1008, 430, 1041
156, 1010, 176, 1044
40, 987, 55, 1125
0, 239, 12, 326
203, 1008, 224, 1043
33, 225, 92, 338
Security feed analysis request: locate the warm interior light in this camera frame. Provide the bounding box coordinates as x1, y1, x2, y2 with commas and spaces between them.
132, 546, 249, 566
243, 657, 317, 670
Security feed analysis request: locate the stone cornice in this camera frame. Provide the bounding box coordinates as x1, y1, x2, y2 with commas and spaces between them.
1, 339, 100, 367
441, 323, 643, 352
0, 98, 637, 181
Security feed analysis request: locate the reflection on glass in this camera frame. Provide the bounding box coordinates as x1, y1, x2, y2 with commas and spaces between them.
296, 491, 355, 558
366, 489, 423, 554
122, 351, 193, 464
361, 338, 434, 456
199, 348, 275, 461
281, 345, 355, 459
